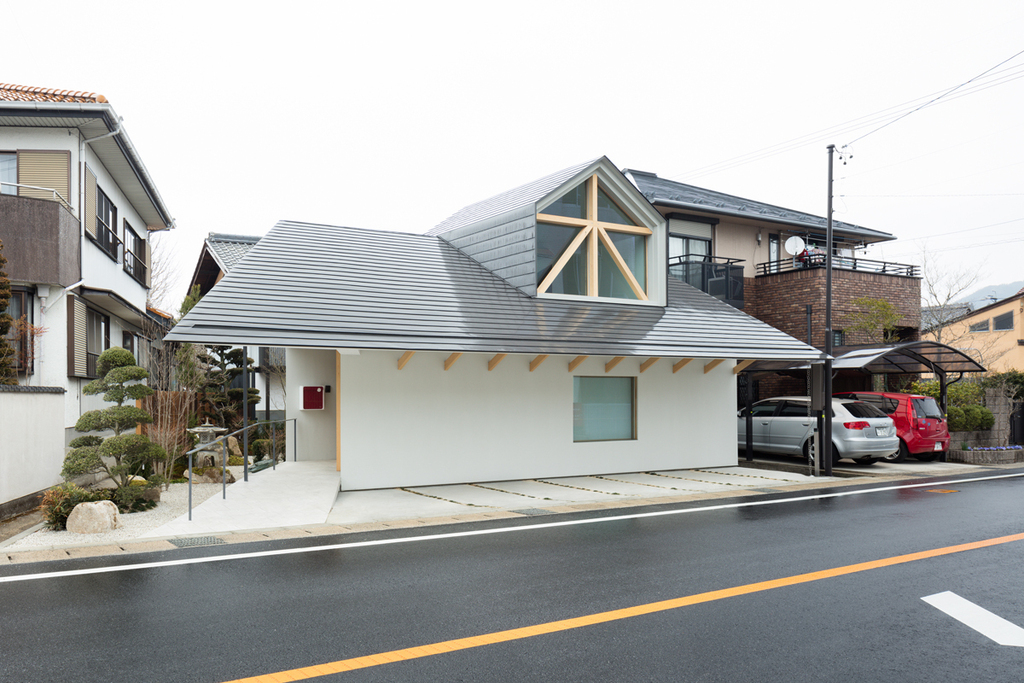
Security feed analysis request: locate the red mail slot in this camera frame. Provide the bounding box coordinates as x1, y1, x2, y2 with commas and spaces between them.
301, 386, 325, 410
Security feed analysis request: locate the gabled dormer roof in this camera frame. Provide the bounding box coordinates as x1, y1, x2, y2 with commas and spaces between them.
625, 169, 895, 244
188, 233, 261, 297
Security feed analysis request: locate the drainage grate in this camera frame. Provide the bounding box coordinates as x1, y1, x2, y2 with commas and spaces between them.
169, 536, 227, 548
512, 508, 553, 516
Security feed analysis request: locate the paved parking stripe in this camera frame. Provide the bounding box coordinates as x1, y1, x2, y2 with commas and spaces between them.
224, 531, 1024, 682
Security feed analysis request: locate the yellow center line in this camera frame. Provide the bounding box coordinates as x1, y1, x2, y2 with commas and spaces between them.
225, 531, 1024, 682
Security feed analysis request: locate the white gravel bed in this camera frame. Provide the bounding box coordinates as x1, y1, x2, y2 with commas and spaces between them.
4, 481, 231, 550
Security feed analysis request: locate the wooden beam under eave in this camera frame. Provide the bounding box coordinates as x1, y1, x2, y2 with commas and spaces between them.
605, 356, 625, 373
529, 355, 549, 372
444, 352, 463, 371
672, 358, 693, 373
734, 360, 756, 374
568, 355, 588, 372
397, 350, 416, 370
704, 359, 726, 374
488, 353, 507, 371
639, 357, 661, 373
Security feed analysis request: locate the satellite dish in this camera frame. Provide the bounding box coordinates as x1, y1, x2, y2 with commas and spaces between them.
785, 236, 805, 254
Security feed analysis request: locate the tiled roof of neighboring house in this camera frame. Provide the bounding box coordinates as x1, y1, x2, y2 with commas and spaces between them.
625, 170, 895, 243
429, 158, 600, 235
207, 233, 261, 272
168, 220, 826, 363
0, 83, 107, 103
921, 303, 973, 332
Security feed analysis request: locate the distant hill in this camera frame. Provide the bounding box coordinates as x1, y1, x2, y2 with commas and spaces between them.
956, 280, 1024, 309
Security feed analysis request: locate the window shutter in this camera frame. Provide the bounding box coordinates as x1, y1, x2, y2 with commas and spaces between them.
85, 167, 97, 240
145, 238, 152, 288
67, 294, 89, 377
17, 150, 71, 209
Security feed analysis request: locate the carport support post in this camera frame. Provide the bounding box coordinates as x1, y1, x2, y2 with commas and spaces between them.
811, 363, 824, 477
745, 374, 754, 462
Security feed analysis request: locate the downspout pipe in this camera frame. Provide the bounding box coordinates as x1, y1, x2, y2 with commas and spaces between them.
77, 118, 123, 242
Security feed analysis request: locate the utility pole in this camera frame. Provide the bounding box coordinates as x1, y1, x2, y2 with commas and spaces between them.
824, 145, 835, 477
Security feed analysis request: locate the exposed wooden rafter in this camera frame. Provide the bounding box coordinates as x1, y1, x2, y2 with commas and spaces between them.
397, 351, 415, 370
444, 352, 463, 371
529, 355, 549, 372
704, 359, 725, 374
568, 355, 588, 372
639, 357, 660, 373
605, 356, 625, 373
734, 360, 756, 374
488, 353, 507, 371
672, 358, 693, 373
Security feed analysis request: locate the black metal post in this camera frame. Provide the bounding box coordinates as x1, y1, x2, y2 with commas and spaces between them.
272, 422, 277, 470
744, 375, 754, 462
243, 345, 250, 483
188, 451, 193, 521
222, 440, 228, 499
824, 145, 835, 477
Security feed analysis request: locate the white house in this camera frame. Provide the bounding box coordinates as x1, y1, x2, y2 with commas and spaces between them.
167, 157, 825, 490
0, 83, 174, 515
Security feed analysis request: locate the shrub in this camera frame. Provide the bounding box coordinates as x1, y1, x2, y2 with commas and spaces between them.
41, 484, 111, 530
111, 485, 157, 514
908, 380, 984, 408
948, 405, 995, 432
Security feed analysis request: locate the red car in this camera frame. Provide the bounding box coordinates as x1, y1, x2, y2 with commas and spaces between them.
833, 392, 950, 462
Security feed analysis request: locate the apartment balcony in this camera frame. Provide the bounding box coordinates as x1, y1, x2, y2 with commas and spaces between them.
668, 256, 745, 309
0, 191, 81, 286
756, 254, 919, 278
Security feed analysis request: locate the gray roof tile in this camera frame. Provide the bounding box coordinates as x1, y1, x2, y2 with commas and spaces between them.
168, 220, 825, 362
206, 233, 261, 272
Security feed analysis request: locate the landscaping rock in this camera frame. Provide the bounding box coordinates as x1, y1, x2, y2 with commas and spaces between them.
228, 436, 243, 459
190, 468, 237, 485
66, 501, 122, 534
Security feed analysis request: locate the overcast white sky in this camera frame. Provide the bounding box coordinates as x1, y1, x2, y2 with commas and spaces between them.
7, 0, 1024, 311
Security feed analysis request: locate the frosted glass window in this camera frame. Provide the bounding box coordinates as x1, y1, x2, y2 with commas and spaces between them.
573, 376, 635, 442
0, 153, 15, 195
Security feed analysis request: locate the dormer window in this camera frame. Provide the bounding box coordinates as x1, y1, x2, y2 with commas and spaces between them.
536, 174, 652, 301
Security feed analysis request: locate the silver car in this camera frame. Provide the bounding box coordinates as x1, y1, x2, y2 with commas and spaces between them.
738, 397, 899, 465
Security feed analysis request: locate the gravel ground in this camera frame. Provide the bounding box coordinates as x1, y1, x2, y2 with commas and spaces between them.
3, 481, 230, 549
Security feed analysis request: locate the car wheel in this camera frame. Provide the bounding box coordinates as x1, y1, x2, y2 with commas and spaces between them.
914, 451, 940, 462
883, 441, 909, 463
854, 457, 878, 466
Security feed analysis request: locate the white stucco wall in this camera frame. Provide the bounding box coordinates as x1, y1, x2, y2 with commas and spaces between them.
0, 390, 66, 505
287, 348, 739, 490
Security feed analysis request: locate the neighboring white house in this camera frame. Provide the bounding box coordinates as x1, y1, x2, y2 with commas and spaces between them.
0, 83, 174, 515
168, 157, 825, 491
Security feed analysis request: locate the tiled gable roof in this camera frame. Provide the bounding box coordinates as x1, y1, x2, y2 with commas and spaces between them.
207, 233, 261, 272
0, 83, 107, 103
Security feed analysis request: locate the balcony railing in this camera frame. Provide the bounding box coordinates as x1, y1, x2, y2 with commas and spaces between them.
124, 249, 148, 284
756, 254, 919, 277
0, 182, 74, 213
669, 256, 745, 309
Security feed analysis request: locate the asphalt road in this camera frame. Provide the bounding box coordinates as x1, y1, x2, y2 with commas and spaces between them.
3, 470, 1023, 682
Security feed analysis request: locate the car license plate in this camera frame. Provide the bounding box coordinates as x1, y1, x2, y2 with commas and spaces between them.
934, 442, 943, 451
875, 426, 892, 437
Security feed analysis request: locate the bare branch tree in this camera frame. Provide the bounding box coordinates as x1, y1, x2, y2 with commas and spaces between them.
919, 246, 981, 344
146, 231, 178, 311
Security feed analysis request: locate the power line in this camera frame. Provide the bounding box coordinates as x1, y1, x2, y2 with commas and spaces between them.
666, 54, 1024, 182
840, 193, 1024, 198
845, 47, 1024, 147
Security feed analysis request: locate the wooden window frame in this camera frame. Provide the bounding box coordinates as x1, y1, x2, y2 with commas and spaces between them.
537, 174, 652, 301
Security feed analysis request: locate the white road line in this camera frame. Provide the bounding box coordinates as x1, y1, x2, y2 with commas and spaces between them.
2, 471, 1022, 584
923, 591, 1024, 647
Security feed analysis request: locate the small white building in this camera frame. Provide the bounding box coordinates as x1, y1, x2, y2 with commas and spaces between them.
168, 157, 824, 490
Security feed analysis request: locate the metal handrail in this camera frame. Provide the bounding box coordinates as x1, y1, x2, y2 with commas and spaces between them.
184, 417, 297, 521
756, 255, 919, 277
0, 181, 73, 210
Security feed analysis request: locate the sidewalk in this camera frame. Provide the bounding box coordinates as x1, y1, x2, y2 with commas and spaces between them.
0, 459, 1006, 566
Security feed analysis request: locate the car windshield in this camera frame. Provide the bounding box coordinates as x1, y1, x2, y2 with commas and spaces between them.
912, 397, 944, 419
842, 401, 888, 418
